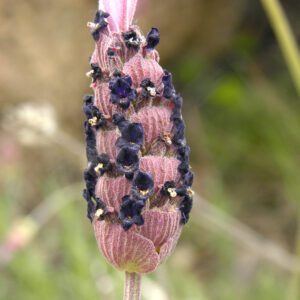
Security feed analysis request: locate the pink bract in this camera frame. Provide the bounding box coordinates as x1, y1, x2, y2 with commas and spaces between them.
94, 209, 182, 273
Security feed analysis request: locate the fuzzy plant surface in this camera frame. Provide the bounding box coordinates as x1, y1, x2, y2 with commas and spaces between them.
82, 0, 194, 278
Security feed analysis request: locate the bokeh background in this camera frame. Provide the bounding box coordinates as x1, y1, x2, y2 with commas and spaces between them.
1, 0, 300, 299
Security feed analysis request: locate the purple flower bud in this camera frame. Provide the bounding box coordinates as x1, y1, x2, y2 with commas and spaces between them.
146, 27, 160, 49
162, 70, 176, 99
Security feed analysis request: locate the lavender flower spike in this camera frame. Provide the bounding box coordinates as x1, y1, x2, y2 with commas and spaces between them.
82, 0, 194, 299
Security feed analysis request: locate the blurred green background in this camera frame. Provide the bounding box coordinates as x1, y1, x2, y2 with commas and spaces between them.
1, 0, 300, 299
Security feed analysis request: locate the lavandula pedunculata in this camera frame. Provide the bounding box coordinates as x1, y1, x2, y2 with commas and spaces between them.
82, 0, 194, 298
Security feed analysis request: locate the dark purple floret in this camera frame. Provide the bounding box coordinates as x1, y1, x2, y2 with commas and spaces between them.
83, 165, 97, 197
83, 95, 94, 117
177, 145, 190, 162
140, 78, 158, 98
107, 47, 115, 56
116, 146, 139, 176
84, 121, 97, 162
173, 94, 183, 108
172, 118, 185, 146
90, 10, 109, 41
180, 195, 193, 224
116, 123, 144, 149
170, 110, 181, 121
183, 171, 194, 187
109, 71, 138, 110
160, 181, 177, 197
90, 63, 102, 82
162, 70, 176, 99
94, 197, 109, 220
83, 189, 95, 223
84, 105, 106, 130
83, 189, 109, 222
119, 195, 145, 231
132, 171, 154, 201
170, 95, 183, 120
112, 113, 130, 131
83, 94, 94, 106
178, 161, 189, 175
176, 185, 188, 197
93, 153, 112, 175
146, 27, 160, 49
122, 29, 141, 50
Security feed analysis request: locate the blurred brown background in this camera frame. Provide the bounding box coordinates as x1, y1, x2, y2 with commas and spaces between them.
1, 0, 300, 299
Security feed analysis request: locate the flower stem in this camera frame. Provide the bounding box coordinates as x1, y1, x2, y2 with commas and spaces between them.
123, 272, 142, 300
260, 0, 300, 97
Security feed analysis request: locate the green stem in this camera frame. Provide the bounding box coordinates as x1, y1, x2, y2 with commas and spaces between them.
260, 0, 300, 97
123, 272, 142, 300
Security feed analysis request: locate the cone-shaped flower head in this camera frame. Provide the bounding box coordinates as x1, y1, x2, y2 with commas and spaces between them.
83, 0, 194, 274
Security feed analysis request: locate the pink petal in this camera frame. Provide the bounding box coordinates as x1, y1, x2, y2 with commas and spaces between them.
123, 54, 164, 89
95, 177, 131, 210
99, 0, 138, 32
133, 210, 181, 249
94, 221, 159, 273
130, 107, 173, 149
140, 156, 180, 192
